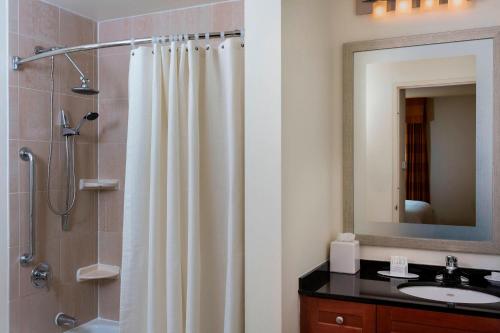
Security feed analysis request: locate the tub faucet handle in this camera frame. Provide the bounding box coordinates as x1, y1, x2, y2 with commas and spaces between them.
55, 313, 78, 328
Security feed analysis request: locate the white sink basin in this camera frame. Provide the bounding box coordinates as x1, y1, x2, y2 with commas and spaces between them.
399, 285, 500, 304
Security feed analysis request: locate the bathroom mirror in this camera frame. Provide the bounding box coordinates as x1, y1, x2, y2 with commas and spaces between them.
343, 27, 500, 254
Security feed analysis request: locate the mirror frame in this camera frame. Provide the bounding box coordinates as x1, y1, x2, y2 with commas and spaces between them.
343, 27, 500, 254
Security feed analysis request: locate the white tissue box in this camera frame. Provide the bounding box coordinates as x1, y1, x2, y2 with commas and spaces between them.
330, 240, 360, 274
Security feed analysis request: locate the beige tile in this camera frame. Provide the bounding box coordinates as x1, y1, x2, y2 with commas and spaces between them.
9, 140, 19, 193
98, 231, 122, 265
60, 9, 96, 47
188, 6, 212, 34
60, 232, 97, 284
98, 279, 120, 321
59, 282, 98, 325
18, 88, 51, 141
98, 143, 126, 185
211, 2, 236, 32
98, 54, 129, 99
98, 190, 124, 233
159, 11, 174, 36
75, 142, 97, 178
231, 0, 244, 28
9, 299, 20, 333
18, 35, 54, 91
19, 290, 60, 333
98, 99, 128, 144
131, 14, 155, 38
9, 193, 20, 247
9, 0, 19, 33
170, 9, 187, 34
9, 86, 19, 140
98, 18, 131, 56
9, 246, 19, 301
9, 33, 19, 87
69, 190, 98, 234
19, 0, 59, 43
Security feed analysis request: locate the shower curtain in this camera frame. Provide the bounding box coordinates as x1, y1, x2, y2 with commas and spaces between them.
120, 38, 244, 333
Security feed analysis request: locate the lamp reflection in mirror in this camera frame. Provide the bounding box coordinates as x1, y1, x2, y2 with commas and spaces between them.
373, 1, 388, 17
396, 0, 412, 14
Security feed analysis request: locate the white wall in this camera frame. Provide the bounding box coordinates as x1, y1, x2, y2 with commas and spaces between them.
331, 0, 500, 268
245, 1, 334, 333
429, 95, 476, 226
0, 0, 9, 330
245, 1, 283, 333
282, 1, 333, 333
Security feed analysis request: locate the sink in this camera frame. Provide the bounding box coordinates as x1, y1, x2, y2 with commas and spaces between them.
398, 285, 500, 304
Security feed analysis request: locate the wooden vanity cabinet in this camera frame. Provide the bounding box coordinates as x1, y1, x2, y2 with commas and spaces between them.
301, 297, 376, 332
377, 305, 500, 333
300, 296, 500, 333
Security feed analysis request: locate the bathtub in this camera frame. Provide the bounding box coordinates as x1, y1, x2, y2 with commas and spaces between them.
67, 318, 118, 333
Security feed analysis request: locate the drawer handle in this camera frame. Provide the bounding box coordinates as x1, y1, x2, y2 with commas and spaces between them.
336, 316, 344, 325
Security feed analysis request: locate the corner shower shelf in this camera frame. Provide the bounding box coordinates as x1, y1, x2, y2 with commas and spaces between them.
76, 264, 120, 282
79, 179, 120, 191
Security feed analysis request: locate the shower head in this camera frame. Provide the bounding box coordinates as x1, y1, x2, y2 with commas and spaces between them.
74, 112, 99, 133
71, 85, 100, 96
64, 53, 99, 95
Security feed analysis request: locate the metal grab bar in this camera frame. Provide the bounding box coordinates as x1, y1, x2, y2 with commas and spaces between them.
19, 147, 36, 266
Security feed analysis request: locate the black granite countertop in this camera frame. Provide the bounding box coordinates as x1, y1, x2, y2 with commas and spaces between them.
299, 260, 500, 318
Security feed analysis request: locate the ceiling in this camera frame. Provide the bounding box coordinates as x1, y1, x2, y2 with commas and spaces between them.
41, 0, 224, 21
406, 84, 476, 98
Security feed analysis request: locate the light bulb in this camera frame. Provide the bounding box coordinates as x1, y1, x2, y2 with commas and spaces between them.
396, 0, 412, 14
373, 1, 387, 18
449, 0, 466, 9
422, 0, 437, 10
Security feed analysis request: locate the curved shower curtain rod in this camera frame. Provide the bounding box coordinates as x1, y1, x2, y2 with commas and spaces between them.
12, 29, 243, 70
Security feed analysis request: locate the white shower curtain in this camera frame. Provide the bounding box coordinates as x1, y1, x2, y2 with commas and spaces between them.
120, 38, 244, 333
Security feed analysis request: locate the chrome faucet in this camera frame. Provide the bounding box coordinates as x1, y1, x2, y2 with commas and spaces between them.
445, 255, 458, 274
55, 313, 78, 328
436, 255, 469, 285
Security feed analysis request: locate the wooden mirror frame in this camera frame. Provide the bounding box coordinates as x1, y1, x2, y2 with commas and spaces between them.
343, 27, 500, 254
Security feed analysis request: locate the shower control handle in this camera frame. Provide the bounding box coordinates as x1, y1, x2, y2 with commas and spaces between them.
31, 262, 51, 290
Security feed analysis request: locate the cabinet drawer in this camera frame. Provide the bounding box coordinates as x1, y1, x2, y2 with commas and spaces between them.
377, 305, 500, 333
301, 296, 376, 333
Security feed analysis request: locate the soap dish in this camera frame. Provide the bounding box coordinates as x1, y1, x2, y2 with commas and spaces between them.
377, 270, 419, 279
484, 275, 500, 286
76, 264, 120, 282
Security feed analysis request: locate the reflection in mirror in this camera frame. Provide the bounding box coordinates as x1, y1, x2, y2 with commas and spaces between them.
402, 85, 476, 227
352, 39, 493, 241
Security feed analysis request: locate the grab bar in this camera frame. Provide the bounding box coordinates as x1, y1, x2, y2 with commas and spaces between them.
19, 147, 36, 266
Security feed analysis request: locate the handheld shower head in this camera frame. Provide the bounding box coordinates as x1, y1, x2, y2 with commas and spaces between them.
74, 112, 99, 133
84, 112, 99, 121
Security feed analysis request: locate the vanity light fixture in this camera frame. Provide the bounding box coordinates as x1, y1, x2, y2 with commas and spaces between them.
360, 0, 472, 17
422, 0, 438, 10
448, 0, 466, 9
373, 1, 388, 17
396, 0, 412, 14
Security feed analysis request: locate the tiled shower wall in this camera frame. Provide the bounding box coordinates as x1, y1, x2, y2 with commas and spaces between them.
96, 0, 244, 320
9, 0, 99, 331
